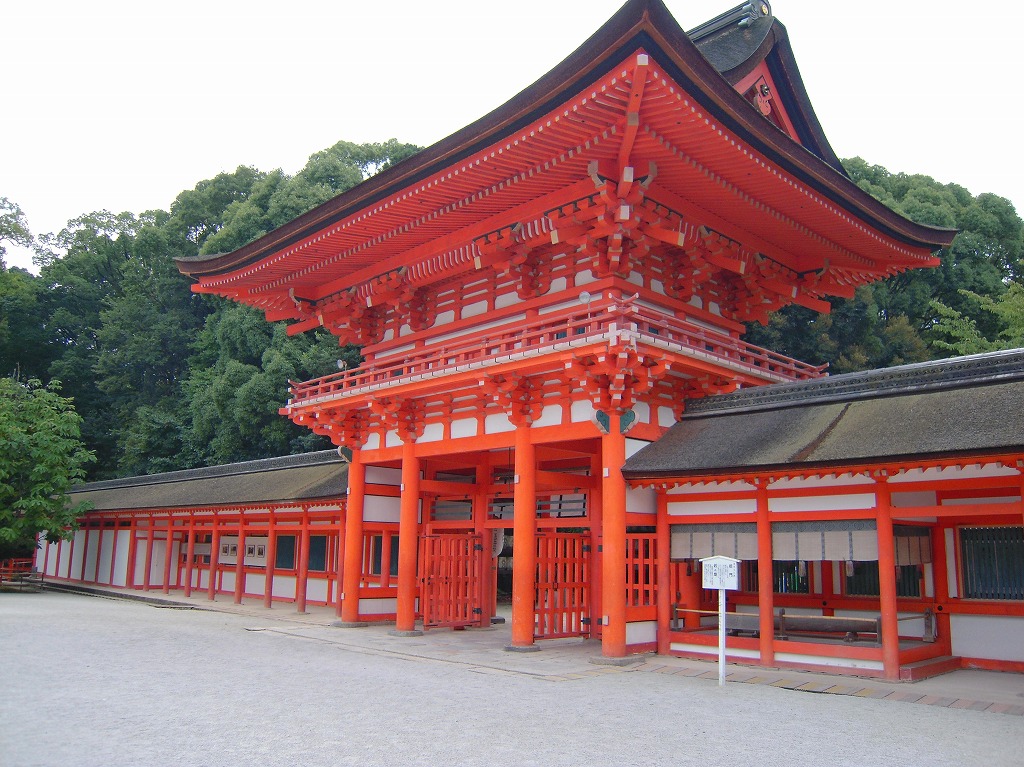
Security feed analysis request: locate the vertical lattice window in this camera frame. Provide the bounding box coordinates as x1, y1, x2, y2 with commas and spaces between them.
845, 562, 921, 598
745, 561, 809, 594
959, 527, 1024, 600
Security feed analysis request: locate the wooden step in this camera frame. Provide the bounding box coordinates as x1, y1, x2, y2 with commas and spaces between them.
900, 655, 962, 681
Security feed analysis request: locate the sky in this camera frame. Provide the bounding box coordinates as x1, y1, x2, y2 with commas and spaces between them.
2, 0, 1021, 273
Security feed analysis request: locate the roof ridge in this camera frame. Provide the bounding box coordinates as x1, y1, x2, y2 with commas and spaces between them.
72, 450, 343, 494
683, 348, 1024, 418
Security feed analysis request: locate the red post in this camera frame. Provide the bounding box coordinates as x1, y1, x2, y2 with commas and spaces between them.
264, 511, 277, 609
395, 439, 422, 634
184, 517, 196, 598
296, 509, 310, 614
109, 521, 121, 586
92, 526, 104, 583
474, 459, 494, 628
656, 493, 672, 654
876, 476, 901, 680
207, 522, 220, 601
339, 451, 366, 624
80, 526, 91, 582
234, 516, 246, 605
601, 413, 628, 658
124, 518, 137, 589
162, 519, 175, 594
142, 517, 155, 591
755, 479, 775, 666
510, 423, 537, 649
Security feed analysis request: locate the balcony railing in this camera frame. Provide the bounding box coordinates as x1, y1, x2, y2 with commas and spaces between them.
285, 296, 825, 407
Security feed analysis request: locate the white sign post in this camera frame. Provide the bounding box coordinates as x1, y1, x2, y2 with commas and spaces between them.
700, 555, 740, 687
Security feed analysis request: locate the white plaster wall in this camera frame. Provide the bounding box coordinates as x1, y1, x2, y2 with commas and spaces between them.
69, 530, 86, 579
495, 292, 521, 309
485, 412, 514, 434
769, 493, 876, 513
625, 438, 651, 459
951, 615, 1024, 662
451, 418, 478, 438
532, 404, 562, 428
631, 401, 650, 426
43, 542, 58, 577
626, 620, 657, 645
273, 575, 298, 599
147, 538, 168, 587
570, 399, 594, 423
626, 486, 657, 515
306, 579, 329, 603
366, 466, 402, 485
364, 494, 401, 523
462, 300, 488, 318
220, 571, 236, 592
111, 530, 130, 587
420, 422, 444, 443
96, 531, 113, 584
385, 429, 401, 447
667, 498, 757, 516
360, 597, 398, 614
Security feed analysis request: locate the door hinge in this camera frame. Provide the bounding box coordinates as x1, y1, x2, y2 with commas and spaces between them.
472, 608, 483, 615
582, 544, 591, 552
473, 544, 484, 551
581, 617, 592, 625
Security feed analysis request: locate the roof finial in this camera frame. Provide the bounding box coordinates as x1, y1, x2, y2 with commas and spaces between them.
739, 1, 771, 28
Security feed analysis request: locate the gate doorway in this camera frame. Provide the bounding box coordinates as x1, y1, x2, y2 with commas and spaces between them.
535, 531, 591, 639
419, 532, 484, 629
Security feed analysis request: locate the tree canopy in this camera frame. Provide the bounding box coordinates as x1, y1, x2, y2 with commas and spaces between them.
1, 143, 1021, 486
0, 377, 94, 553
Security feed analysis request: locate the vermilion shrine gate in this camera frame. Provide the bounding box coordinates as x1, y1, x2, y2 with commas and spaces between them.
43, 1, 1022, 683
173, 0, 954, 658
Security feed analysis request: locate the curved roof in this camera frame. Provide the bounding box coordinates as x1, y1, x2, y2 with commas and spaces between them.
176, 0, 955, 322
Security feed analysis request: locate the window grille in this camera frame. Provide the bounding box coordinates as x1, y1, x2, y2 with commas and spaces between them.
959, 526, 1024, 600
845, 562, 921, 598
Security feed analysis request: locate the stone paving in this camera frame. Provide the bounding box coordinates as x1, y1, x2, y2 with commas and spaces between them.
43, 580, 1024, 715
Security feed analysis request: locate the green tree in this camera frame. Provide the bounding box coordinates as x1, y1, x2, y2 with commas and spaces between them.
1, 197, 33, 268
0, 377, 94, 552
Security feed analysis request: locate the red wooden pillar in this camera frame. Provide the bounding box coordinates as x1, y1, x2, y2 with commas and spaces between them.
394, 439, 422, 634
509, 423, 537, 649
929, 524, 953, 656
183, 516, 197, 598
126, 518, 139, 588
601, 412, 627, 658
473, 457, 493, 628
207, 520, 221, 601
656, 493, 672, 654
339, 450, 367, 624
110, 520, 122, 586
755, 479, 775, 666
65, 530, 75, 580
142, 516, 155, 591
296, 508, 311, 614
162, 518, 175, 594
876, 476, 901, 680
589, 451, 603, 638
264, 510, 278, 609
234, 515, 246, 604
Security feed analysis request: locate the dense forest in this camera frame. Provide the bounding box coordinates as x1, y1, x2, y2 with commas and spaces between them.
1, 144, 1022, 482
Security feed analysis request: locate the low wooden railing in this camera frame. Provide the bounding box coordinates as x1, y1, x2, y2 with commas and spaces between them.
286, 296, 825, 406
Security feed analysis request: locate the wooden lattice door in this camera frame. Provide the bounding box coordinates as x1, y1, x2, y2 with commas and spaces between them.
535, 532, 591, 639
419, 533, 483, 630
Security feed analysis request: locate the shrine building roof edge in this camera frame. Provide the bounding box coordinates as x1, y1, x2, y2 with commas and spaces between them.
176, 0, 955, 281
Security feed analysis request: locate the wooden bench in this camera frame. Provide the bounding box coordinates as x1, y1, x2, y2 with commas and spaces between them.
675, 606, 936, 644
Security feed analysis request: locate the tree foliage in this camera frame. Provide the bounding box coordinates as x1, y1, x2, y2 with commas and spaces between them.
746, 158, 1024, 372
0, 377, 94, 548
2, 142, 1019, 485
0, 139, 417, 480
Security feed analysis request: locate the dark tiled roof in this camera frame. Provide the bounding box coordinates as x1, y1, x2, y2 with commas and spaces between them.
71, 451, 348, 511
622, 350, 1024, 478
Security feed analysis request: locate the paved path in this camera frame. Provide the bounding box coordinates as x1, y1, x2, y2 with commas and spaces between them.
2, 588, 1023, 766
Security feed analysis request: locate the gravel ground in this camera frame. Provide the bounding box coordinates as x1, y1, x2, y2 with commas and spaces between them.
2, 591, 1022, 767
